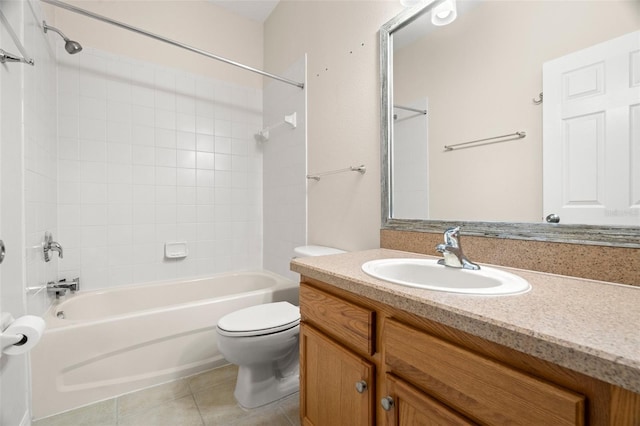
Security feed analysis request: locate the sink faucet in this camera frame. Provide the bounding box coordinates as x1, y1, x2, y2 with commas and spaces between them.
435, 227, 480, 270
43, 232, 63, 262
47, 278, 80, 298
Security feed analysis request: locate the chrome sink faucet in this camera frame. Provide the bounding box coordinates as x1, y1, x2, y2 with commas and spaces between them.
435, 227, 480, 270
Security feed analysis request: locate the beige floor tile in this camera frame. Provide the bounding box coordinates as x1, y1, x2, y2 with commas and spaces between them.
188, 364, 238, 394
228, 406, 292, 426
193, 379, 252, 425
33, 366, 299, 426
277, 393, 301, 426
117, 378, 192, 419
118, 395, 203, 426
32, 399, 116, 426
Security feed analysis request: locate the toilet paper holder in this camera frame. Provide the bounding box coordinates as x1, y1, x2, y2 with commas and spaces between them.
1, 313, 31, 352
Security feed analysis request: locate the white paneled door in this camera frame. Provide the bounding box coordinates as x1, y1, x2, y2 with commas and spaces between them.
543, 30, 640, 226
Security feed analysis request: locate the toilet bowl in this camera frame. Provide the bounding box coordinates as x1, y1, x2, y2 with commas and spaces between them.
216, 301, 301, 408
216, 245, 346, 409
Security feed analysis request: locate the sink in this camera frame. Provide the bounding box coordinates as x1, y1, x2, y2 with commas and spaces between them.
361, 258, 531, 295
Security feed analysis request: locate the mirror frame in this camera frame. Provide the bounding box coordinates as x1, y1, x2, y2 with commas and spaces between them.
380, 2, 640, 248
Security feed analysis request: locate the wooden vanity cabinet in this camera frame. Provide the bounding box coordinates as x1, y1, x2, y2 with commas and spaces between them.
299, 281, 377, 425
382, 318, 585, 425
299, 277, 640, 426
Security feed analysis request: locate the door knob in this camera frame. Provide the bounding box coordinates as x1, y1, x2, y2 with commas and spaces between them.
355, 380, 368, 393
545, 213, 560, 223
381, 396, 394, 411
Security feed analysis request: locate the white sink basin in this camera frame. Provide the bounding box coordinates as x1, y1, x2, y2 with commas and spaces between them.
361, 258, 531, 295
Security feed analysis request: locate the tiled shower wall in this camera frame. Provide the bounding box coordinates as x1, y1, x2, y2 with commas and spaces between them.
24, 1, 58, 316
1, 0, 57, 423
56, 47, 264, 291
263, 57, 307, 281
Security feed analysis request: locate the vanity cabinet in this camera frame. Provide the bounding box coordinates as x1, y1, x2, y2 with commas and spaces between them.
299, 282, 376, 425
299, 277, 640, 426
382, 318, 584, 425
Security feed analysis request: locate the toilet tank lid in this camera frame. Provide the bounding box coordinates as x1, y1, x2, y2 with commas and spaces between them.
293, 245, 346, 257
217, 302, 300, 336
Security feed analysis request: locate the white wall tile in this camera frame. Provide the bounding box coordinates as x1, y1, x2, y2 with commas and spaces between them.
196, 115, 214, 135
80, 140, 106, 162
177, 113, 196, 133
107, 101, 133, 124
215, 137, 232, 154
58, 49, 265, 291
107, 143, 132, 164
132, 145, 155, 165
196, 151, 214, 170
177, 150, 196, 168
176, 168, 196, 186
177, 131, 196, 151
196, 134, 214, 152
79, 117, 107, 141
107, 121, 132, 145
156, 148, 176, 167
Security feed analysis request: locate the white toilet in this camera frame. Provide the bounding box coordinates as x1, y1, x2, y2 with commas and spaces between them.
216, 245, 345, 409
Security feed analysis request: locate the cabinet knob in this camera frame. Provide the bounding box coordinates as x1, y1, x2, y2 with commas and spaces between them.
355, 380, 368, 393
381, 396, 394, 411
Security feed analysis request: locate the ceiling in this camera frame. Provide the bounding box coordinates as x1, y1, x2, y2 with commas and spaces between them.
208, 0, 280, 22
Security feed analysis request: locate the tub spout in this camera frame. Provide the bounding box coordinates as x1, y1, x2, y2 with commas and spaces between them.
47, 278, 79, 299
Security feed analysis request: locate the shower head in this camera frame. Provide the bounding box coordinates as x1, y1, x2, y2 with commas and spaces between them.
43, 21, 83, 54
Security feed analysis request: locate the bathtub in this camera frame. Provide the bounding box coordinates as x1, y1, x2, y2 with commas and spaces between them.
31, 270, 298, 419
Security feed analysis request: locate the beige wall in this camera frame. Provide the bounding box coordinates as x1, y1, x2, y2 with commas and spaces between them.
49, 0, 264, 88
394, 1, 639, 222
265, 0, 402, 251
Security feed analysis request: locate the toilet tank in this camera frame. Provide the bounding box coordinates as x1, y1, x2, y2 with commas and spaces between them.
293, 245, 346, 258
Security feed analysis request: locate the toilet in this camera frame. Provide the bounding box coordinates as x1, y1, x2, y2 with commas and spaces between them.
216, 245, 345, 409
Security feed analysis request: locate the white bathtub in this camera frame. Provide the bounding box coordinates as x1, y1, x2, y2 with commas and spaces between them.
31, 270, 298, 419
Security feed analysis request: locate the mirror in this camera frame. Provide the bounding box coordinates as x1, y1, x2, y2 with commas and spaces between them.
380, 0, 640, 247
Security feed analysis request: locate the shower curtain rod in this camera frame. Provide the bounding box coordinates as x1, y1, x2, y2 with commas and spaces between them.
40, 0, 305, 89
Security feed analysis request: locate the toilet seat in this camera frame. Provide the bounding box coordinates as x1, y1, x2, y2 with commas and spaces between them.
217, 301, 300, 337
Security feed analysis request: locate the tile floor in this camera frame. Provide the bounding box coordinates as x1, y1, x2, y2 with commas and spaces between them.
33, 365, 301, 426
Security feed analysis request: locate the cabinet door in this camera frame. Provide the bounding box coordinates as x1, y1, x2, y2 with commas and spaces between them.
300, 323, 375, 426
382, 374, 476, 426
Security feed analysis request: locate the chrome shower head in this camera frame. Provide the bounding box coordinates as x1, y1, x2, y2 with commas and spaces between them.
43, 21, 83, 54
64, 39, 83, 54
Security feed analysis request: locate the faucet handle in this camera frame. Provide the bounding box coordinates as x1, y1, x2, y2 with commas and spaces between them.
443, 226, 461, 247
43, 232, 63, 262
436, 226, 480, 270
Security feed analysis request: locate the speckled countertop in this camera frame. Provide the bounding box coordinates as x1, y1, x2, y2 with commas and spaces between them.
290, 248, 640, 394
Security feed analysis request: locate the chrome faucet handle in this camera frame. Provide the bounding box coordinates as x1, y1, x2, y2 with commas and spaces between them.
43, 232, 63, 262
443, 226, 461, 248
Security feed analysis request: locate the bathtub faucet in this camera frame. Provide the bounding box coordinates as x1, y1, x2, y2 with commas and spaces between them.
47, 278, 80, 299
43, 232, 63, 262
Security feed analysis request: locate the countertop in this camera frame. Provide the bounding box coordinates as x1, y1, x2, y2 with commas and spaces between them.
290, 248, 640, 394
